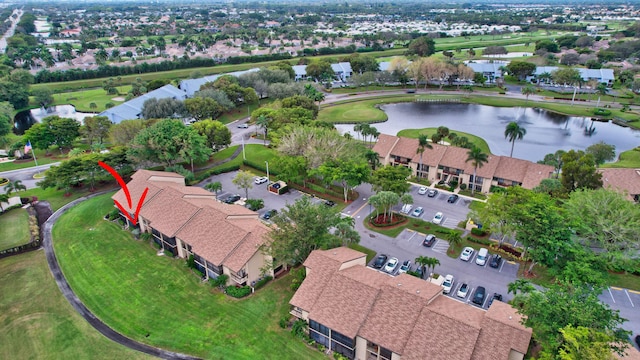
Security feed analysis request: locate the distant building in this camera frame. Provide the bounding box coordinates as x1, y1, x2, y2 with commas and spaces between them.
178, 68, 260, 97
465, 61, 508, 83
531, 66, 615, 86
99, 84, 187, 124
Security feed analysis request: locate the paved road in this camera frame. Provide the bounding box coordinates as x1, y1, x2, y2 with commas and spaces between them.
0, 8, 22, 54
41, 193, 201, 360
0, 162, 58, 189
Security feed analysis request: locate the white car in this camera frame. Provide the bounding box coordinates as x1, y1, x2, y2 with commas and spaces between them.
418, 186, 428, 195
432, 212, 443, 225
237, 123, 249, 128
254, 176, 268, 184
400, 204, 413, 214
384, 257, 399, 274
457, 283, 470, 298
398, 260, 411, 274
460, 247, 474, 261
442, 274, 454, 294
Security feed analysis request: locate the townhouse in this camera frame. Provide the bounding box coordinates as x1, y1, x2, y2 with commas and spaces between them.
112, 169, 280, 287
290, 247, 532, 360
372, 134, 554, 193
599, 167, 640, 202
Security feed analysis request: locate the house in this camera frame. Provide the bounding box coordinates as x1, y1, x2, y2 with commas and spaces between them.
531, 66, 615, 86
465, 61, 507, 83
598, 168, 640, 202
178, 68, 260, 97
372, 134, 554, 193
112, 169, 280, 287
292, 64, 308, 81
99, 84, 188, 124
331, 62, 353, 82
290, 247, 532, 360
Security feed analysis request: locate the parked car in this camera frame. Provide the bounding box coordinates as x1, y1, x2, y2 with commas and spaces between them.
415, 266, 424, 279
460, 246, 474, 261
223, 194, 241, 204
442, 274, 454, 294
423, 234, 437, 247
384, 257, 399, 274
261, 209, 277, 220
418, 186, 428, 195
488, 293, 503, 308
411, 206, 424, 217
457, 283, 469, 298
372, 254, 388, 269
635, 335, 640, 349
447, 194, 459, 203
427, 189, 438, 197
472, 286, 487, 305
398, 260, 411, 274
489, 254, 503, 268
432, 212, 443, 224
237, 123, 249, 129
254, 176, 268, 184
324, 200, 336, 207
400, 204, 413, 214
475, 248, 489, 266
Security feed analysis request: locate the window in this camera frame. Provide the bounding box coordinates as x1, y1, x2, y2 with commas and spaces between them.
165, 237, 177, 246
331, 330, 354, 348
152, 228, 162, 239
206, 261, 221, 275
309, 320, 329, 336
331, 340, 354, 359
310, 330, 329, 347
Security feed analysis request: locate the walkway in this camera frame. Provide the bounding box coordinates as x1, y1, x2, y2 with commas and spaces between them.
41, 193, 201, 360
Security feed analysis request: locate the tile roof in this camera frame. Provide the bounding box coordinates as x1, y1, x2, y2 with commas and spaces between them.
139, 187, 201, 237
223, 222, 270, 273
390, 137, 419, 159
290, 251, 343, 311
521, 162, 555, 189
599, 168, 640, 201
131, 169, 184, 180
316, 247, 367, 266
410, 142, 448, 167
112, 177, 162, 215
493, 156, 529, 183
439, 145, 471, 170
372, 133, 399, 159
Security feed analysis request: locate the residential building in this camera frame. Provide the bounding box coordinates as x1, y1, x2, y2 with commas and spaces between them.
465, 61, 507, 83
599, 168, 640, 202
112, 169, 279, 287
178, 68, 260, 97
99, 84, 188, 124
372, 134, 554, 193
331, 62, 354, 82
290, 247, 532, 360
531, 66, 615, 86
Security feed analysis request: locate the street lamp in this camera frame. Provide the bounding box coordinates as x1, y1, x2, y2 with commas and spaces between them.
265, 161, 269, 182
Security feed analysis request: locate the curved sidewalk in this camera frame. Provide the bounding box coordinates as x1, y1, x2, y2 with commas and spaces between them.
42, 192, 201, 360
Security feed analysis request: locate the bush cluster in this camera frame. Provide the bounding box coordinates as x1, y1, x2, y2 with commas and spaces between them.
470, 227, 487, 236
225, 285, 252, 298
210, 274, 229, 288
253, 275, 272, 290
196, 164, 241, 182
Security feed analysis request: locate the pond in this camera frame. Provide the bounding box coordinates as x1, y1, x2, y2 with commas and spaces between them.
335, 103, 640, 162
13, 105, 97, 135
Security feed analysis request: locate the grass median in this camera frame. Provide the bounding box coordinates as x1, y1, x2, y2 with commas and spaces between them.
52, 193, 323, 359
0, 251, 152, 360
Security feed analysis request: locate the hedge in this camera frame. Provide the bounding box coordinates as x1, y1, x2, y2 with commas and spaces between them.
253, 275, 273, 290
195, 164, 241, 182
225, 285, 252, 298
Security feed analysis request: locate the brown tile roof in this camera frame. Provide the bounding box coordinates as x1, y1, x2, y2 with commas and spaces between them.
464, 154, 502, 179
599, 168, 640, 201
493, 156, 529, 184
223, 223, 270, 272
410, 142, 448, 167
316, 247, 367, 266
371, 133, 399, 158
139, 187, 201, 237
112, 176, 162, 213
384, 273, 442, 303
131, 169, 184, 180
439, 145, 472, 170
339, 265, 390, 289
175, 206, 252, 266
390, 137, 419, 159
184, 197, 258, 217
290, 251, 343, 311
471, 301, 532, 359
521, 162, 554, 189
308, 271, 380, 339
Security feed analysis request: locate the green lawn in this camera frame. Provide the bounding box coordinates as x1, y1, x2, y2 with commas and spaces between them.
348, 243, 377, 263
602, 147, 640, 168
0, 149, 62, 172
363, 214, 457, 238
48, 86, 129, 113
397, 128, 492, 154
0, 251, 152, 360
318, 98, 390, 123
52, 193, 324, 360
21, 186, 113, 212
0, 208, 30, 251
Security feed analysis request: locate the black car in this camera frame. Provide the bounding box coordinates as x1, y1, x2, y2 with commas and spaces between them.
223, 194, 241, 204
415, 266, 424, 279
423, 234, 437, 247
447, 194, 459, 203
372, 254, 388, 269
635, 335, 640, 349
324, 200, 336, 207
261, 209, 277, 220
472, 286, 486, 305
489, 254, 503, 268
488, 293, 503, 308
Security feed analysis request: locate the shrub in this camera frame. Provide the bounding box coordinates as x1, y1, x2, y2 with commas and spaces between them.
471, 227, 487, 236
210, 274, 229, 288
253, 275, 272, 290
279, 315, 290, 329
164, 250, 174, 258
459, 183, 467, 190
466, 235, 493, 246
108, 209, 120, 220
245, 198, 264, 211
140, 232, 152, 241
225, 285, 252, 298
290, 267, 306, 291
593, 108, 612, 116
490, 185, 506, 193
292, 319, 307, 338
196, 164, 241, 182
187, 254, 195, 269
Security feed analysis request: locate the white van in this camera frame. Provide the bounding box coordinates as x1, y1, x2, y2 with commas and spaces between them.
475, 248, 489, 266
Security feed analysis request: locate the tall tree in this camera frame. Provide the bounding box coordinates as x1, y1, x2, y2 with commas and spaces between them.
142, 98, 186, 120
184, 97, 223, 121
370, 165, 411, 195
506, 61, 537, 81
4, 179, 26, 195
560, 150, 603, 193
314, 159, 369, 202
204, 181, 222, 198
585, 141, 616, 167
368, 191, 400, 223
82, 116, 112, 147
521, 84, 536, 104
263, 196, 351, 265
256, 114, 271, 146
538, 150, 566, 178
274, 155, 308, 188
504, 121, 527, 158
191, 119, 231, 150
232, 170, 254, 199
465, 146, 488, 195
109, 119, 150, 146
406, 36, 436, 57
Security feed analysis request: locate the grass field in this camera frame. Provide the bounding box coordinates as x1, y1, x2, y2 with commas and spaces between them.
602, 147, 640, 168
397, 128, 492, 154
0, 208, 30, 251
0, 149, 62, 172
48, 86, 129, 113
52, 193, 324, 359
0, 251, 152, 360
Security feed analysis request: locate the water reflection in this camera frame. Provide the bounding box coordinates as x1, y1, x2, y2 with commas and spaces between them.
335, 103, 640, 162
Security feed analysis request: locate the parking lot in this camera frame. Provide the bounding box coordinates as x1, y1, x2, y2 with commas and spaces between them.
403, 186, 472, 230
600, 287, 640, 342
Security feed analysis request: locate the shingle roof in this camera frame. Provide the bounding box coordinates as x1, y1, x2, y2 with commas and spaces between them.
599, 168, 640, 201
222, 222, 270, 273
521, 162, 555, 189
471, 301, 532, 359
493, 156, 529, 183
290, 251, 343, 311
139, 187, 201, 237
410, 142, 448, 167
178, 68, 260, 96
112, 177, 162, 215
390, 137, 419, 159
371, 133, 399, 159
99, 85, 187, 123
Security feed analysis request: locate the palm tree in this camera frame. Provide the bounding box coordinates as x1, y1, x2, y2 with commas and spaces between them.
424, 256, 441, 279
504, 121, 526, 158
256, 115, 270, 146
465, 146, 489, 195
4, 180, 26, 195
205, 181, 222, 198
416, 134, 432, 179
414, 255, 430, 279
595, 83, 608, 108
444, 230, 463, 254
0, 193, 9, 211
521, 84, 535, 105
507, 279, 535, 296
365, 150, 381, 170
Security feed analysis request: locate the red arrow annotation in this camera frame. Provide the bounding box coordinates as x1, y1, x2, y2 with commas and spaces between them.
98, 161, 148, 226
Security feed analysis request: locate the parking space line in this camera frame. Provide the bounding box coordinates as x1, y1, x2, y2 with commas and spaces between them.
481, 294, 489, 309
499, 261, 505, 273
625, 290, 635, 307
406, 231, 417, 242
608, 288, 616, 303
467, 287, 474, 302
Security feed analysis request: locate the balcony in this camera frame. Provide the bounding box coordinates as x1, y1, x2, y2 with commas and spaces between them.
230, 270, 248, 284
290, 307, 303, 319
